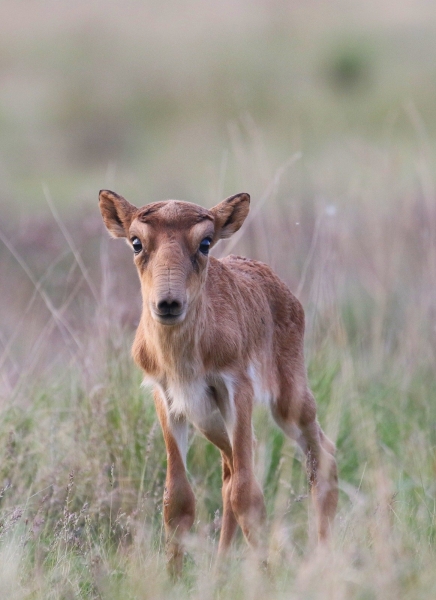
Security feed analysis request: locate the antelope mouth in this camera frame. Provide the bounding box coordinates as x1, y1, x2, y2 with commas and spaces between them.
151, 301, 186, 325
153, 312, 185, 326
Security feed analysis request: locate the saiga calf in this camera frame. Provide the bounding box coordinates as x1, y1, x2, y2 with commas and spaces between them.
99, 190, 338, 575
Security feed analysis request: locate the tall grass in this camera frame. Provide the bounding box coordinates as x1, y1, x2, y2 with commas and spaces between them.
0, 135, 435, 598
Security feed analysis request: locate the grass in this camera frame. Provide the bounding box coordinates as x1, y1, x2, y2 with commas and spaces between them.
1, 155, 435, 597
1, 0, 436, 597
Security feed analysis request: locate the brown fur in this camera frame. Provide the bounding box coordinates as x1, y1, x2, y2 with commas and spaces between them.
99, 189, 338, 575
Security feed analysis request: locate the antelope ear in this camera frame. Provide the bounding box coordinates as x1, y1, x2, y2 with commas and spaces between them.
210, 193, 250, 240
99, 190, 137, 238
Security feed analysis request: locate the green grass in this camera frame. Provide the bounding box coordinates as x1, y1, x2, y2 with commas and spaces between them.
1, 236, 435, 599
0, 334, 435, 598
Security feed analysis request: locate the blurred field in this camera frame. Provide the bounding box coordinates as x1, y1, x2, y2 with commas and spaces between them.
0, 0, 436, 598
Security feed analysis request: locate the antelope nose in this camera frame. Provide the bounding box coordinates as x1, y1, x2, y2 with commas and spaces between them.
156, 299, 183, 316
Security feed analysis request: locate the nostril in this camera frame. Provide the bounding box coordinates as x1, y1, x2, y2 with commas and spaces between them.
169, 300, 181, 312
157, 299, 182, 315
157, 300, 170, 314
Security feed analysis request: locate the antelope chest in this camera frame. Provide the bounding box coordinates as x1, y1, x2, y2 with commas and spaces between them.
145, 371, 235, 440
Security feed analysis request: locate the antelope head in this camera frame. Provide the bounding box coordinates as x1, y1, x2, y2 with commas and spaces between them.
99, 190, 250, 326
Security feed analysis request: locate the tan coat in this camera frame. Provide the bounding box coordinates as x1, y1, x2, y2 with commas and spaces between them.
99, 190, 338, 576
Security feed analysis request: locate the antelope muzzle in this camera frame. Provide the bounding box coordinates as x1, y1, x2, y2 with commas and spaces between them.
149, 250, 189, 325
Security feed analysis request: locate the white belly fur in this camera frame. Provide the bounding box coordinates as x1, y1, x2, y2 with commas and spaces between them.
143, 374, 235, 459
143, 365, 282, 462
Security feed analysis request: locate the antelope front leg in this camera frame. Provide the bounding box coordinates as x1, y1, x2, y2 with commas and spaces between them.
154, 389, 195, 578
229, 377, 267, 557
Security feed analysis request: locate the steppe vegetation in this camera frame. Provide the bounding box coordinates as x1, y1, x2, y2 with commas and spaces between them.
0, 1, 435, 597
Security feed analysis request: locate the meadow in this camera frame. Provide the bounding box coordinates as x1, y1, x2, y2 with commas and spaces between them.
0, 1, 436, 598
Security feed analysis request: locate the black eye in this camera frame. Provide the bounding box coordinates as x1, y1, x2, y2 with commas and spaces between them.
199, 238, 211, 255
131, 237, 143, 254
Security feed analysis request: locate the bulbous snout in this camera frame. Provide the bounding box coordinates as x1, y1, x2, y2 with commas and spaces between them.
149, 248, 188, 325
156, 298, 183, 316
151, 294, 186, 325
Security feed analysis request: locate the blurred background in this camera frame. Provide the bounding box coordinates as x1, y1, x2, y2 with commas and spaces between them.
0, 1, 435, 597
1, 0, 435, 373
1, 0, 436, 207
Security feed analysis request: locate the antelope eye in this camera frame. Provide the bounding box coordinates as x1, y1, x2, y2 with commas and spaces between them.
199, 237, 211, 255
131, 237, 143, 254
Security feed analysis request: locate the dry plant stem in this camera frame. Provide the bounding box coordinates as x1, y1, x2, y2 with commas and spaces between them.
99, 188, 338, 576
43, 184, 100, 303
0, 228, 82, 352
